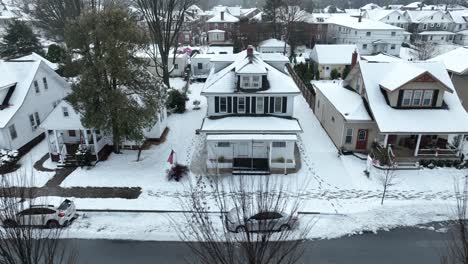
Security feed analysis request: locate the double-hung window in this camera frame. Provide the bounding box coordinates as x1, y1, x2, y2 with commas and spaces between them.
238, 97, 245, 113
220, 97, 227, 113
29, 112, 40, 130
412, 90, 423, 106
402, 90, 413, 106
241, 76, 250, 87
62, 107, 69, 117
272, 142, 286, 148
256, 97, 264, 113
274, 97, 282, 113
345, 128, 353, 144
9, 125, 17, 140
252, 76, 260, 88
422, 90, 434, 106
42, 77, 48, 90
34, 81, 40, 93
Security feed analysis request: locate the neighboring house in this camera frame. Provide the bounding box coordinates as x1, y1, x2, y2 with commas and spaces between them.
0, 2, 20, 35
40, 100, 168, 163
310, 44, 357, 79
326, 16, 405, 56
12, 52, 59, 71
257, 39, 290, 56
448, 10, 468, 32
429, 47, 468, 112
199, 47, 302, 174
0, 60, 70, 153
416, 31, 456, 43
363, 9, 409, 30
191, 53, 213, 80
454, 30, 468, 45
205, 11, 239, 45
151, 53, 190, 78
207, 29, 228, 45
402, 2, 423, 10
404, 10, 454, 34
313, 60, 468, 162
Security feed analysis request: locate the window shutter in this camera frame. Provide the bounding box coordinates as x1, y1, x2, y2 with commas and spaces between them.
252, 97, 257, 113
432, 90, 439, 107
282, 97, 287, 113
246, 97, 250, 113
397, 90, 404, 107
264, 97, 268, 114
215, 97, 219, 113
269, 97, 275, 113
233, 97, 238, 113
227, 97, 232, 113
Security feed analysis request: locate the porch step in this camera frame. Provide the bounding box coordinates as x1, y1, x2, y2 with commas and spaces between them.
232, 170, 270, 175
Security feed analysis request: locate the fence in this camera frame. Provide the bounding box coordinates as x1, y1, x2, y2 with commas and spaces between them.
286, 64, 316, 112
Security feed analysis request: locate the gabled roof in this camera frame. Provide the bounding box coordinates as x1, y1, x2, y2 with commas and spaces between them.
40, 100, 85, 130
361, 53, 404, 62
405, 10, 449, 22
313, 81, 371, 121
448, 10, 468, 24
364, 9, 405, 21
258, 38, 289, 48
12, 52, 59, 71
379, 62, 454, 92
0, 60, 41, 128
359, 61, 468, 133
207, 11, 239, 23
235, 56, 268, 74
202, 50, 299, 94
327, 16, 404, 30
429, 46, 468, 74
311, 44, 356, 65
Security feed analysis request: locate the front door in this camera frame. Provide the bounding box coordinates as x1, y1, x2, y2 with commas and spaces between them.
236, 142, 250, 157
356, 129, 368, 150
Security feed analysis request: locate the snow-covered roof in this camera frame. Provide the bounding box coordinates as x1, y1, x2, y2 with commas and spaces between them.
360, 3, 381, 10
40, 100, 85, 130
418, 31, 455, 35
208, 29, 225, 33
207, 134, 298, 141
311, 44, 356, 65
202, 50, 299, 94
0, 61, 41, 128
258, 38, 289, 48
200, 116, 302, 133
206, 11, 239, 23
379, 62, 454, 92
404, 2, 423, 9
405, 10, 448, 22
364, 9, 404, 21
252, 12, 262, 21
429, 46, 468, 74
204, 46, 234, 54
12, 52, 59, 71
359, 61, 468, 133
456, 30, 468, 35
235, 57, 268, 75
361, 53, 404, 62
327, 16, 404, 30
313, 81, 371, 121
448, 10, 468, 24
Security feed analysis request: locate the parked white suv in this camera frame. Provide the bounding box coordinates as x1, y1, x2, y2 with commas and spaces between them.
2, 199, 77, 228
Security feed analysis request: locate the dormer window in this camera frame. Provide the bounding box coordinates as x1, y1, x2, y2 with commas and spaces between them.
402, 90, 413, 106
240, 75, 262, 89
402, 90, 435, 107
422, 90, 434, 106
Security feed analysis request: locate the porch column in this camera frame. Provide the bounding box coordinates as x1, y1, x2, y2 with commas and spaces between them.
45, 130, 52, 160
53, 129, 62, 163
414, 134, 422, 157
457, 134, 465, 156
92, 129, 99, 161
83, 129, 89, 146
268, 142, 273, 168
383, 134, 389, 148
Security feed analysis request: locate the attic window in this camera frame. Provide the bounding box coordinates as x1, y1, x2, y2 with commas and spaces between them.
241, 75, 261, 89
62, 107, 69, 117
34, 81, 39, 93
42, 77, 48, 90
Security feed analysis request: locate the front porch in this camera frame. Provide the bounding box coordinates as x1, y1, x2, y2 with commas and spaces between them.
378, 133, 465, 162
45, 129, 109, 164
206, 134, 298, 175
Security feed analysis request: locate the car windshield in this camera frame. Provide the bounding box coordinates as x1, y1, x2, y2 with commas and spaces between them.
58, 199, 71, 210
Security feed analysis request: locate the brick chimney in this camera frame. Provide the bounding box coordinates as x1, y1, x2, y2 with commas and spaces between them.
351, 49, 358, 68
247, 45, 254, 55
221, 11, 225, 21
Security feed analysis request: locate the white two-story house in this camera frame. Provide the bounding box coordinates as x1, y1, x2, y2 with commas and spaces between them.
363, 9, 409, 30
0, 60, 70, 153
326, 16, 405, 56
404, 10, 455, 43
199, 47, 302, 174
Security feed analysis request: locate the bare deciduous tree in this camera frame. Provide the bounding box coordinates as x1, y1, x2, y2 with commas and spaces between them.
442, 175, 468, 264
377, 167, 397, 205
410, 41, 438, 61
134, 0, 197, 87
0, 172, 77, 264
176, 172, 314, 264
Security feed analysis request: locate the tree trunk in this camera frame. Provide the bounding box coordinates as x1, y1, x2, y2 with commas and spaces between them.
381, 185, 386, 205
137, 146, 142, 162
112, 122, 120, 154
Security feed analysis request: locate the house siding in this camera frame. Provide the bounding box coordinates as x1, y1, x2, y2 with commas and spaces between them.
451, 74, 468, 111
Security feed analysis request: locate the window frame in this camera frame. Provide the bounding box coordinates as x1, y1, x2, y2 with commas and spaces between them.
238, 96, 246, 113
402, 90, 413, 106
217, 142, 230, 147
42, 77, 48, 90
62, 107, 69, 117
272, 141, 286, 148
422, 90, 434, 106
34, 81, 40, 93
256, 97, 264, 113
219, 97, 227, 113
412, 90, 423, 106
345, 128, 353, 144
9, 124, 17, 140
274, 97, 282, 113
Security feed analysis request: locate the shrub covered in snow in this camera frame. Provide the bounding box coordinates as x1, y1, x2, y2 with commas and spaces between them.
0, 149, 20, 173
167, 163, 188, 182
76, 145, 93, 168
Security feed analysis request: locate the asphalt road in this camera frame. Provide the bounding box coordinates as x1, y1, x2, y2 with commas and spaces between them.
66, 225, 450, 264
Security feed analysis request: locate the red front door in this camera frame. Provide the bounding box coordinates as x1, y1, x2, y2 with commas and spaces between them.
356, 129, 368, 150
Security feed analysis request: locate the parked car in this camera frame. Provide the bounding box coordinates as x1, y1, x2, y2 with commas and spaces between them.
226, 208, 299, 233
2, 199, 77, 228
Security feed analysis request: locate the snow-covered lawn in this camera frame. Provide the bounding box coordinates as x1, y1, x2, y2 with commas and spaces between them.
4, 139, 55, 187
29, 77, 466, 240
